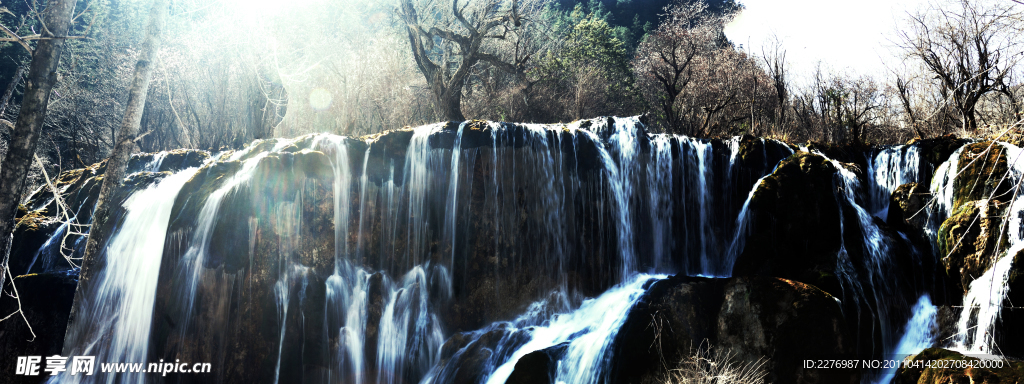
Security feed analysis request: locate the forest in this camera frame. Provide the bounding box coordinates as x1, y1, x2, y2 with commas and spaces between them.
0, 0, 1020, 192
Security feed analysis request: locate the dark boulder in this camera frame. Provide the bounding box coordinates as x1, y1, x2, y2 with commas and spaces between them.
611, 275, 726, 384
888, 182, 930, 231
611, 275, 856, 384
732, 152, 844, 297
429, 324, 531, 384
911, 134, 968, 169
0, 271, 79, 384
717, 277, 856, 384
505, 343, 568, 384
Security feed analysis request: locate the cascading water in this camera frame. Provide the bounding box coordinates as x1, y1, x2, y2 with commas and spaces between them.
56, 168, 199, 384
25, 221, 77, 274
646, 135, 674, 272
814, 150, 932, 382
834, 158, 903, 355
43, 117, 1018, 384
72, 120, 774, 382
874, 294, 938, 384
415, 273, 664, 384
375, 266, 445, 384
595, 117, 641, 276
952, 142, 1024, 354
867, 145, 922, 218
926, 146, 966, 243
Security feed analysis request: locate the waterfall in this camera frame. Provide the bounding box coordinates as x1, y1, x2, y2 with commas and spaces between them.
594, 117, 641, 276
835, 160, 901, 351
25, 221, 74, 274
376, 266, 446, 384
867, 145, 922, 218
904, 297, 940, 348
952, 142, 1024, 353
647, 135, 674, 272
41, 117, 994, 384
925, 146, 966, 243
443, 123, 468, 272
874, 294, 937, 384
475, 274, 665, 384
954, 252, 1016, 354
825, 152, 928, 378
173, 151, 270, 342
56, 168, 199, 384
690, 138, 716, 274
316, 134, 353, 266
723, 174, 771, 275
325, 262, 370, 384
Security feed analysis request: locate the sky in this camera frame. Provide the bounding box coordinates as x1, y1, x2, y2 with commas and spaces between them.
724, 0, 932, 84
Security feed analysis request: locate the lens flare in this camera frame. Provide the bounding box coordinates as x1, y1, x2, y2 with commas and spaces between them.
309, 88, 332, 111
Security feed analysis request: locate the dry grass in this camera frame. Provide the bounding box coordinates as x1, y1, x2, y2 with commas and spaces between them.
662, 342, 768, 384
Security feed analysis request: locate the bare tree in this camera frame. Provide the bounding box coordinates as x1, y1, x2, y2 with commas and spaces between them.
898, 0, 1022, 131
397, 0, 534, 121
761, 34, 788, 133
679, 45, 769, 137
634, 1, 778, 137
812, 69, 883, 145
71, 0, 168, 331
633, 0, 730, 134
0, 0, 79, 294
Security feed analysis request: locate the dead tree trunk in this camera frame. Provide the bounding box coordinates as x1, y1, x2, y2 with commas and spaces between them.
0, 66, 25, 126
397, 0, 523, 122
0, 0, 79, 292
65, 0, 168, 337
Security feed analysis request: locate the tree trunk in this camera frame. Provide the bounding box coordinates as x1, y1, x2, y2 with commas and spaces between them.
0, 0, 78, 293
432, 78, 465, 122
64, 0, 168, 342
964, 105, 978, 131
0, 66, 25, 119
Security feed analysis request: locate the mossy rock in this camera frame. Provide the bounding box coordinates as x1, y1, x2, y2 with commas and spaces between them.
169, 160, 244, 230
363, 126, 417, 160
128, 149, 210, 173
428, 120, 498, 150
20, 159, 105, 216
910, 134, 968, 168
888, 182, 930, 231
893, 348, 1024, 384
155, 149, 210, 172
1003, 126, 1024, 148
734, 152, 844, 296
736, 134, 796, 173
952, 142, 1013, 212
362, 127, 417, 183
737, 134, 765, 165
14, 206, 49, 232
937, 200, 1008, 293
122, 171, 170, 191
285, 133, 321, 152
234, 138, 287, 161
291, 149, 334, 180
